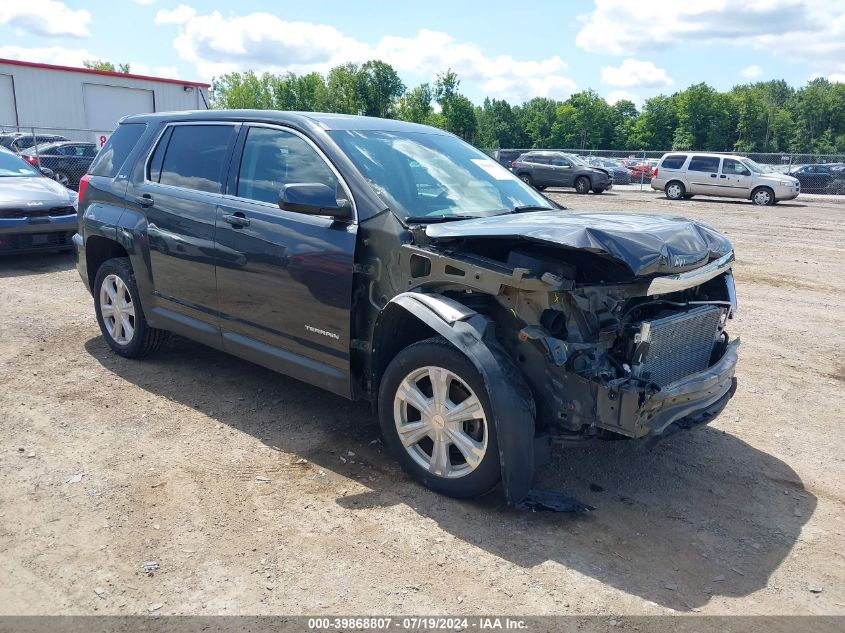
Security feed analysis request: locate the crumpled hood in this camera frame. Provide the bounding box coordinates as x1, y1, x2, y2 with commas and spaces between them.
425, 211, 733, 277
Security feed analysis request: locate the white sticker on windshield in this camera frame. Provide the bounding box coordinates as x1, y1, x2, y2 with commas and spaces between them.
471, 158, 512, 180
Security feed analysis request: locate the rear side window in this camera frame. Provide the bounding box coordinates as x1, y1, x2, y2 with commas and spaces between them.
90, 123, 146, 178
526, 154, 549, 165
688, 156, 720, 173
661, 154, 687, 170
152, 124, 236, 194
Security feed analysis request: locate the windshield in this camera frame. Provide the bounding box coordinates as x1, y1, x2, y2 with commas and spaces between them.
568, 155, 588, 166
740, 158, 768, 174
0, 151, 41, 177
329, 130, 552, 221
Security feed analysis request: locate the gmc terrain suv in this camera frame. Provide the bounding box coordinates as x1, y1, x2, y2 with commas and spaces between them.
75, 111, 739, 511
512, 151, 613, 193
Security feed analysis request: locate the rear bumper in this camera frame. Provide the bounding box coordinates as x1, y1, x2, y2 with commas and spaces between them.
73, 232, 91, 292
0, 214, 76, 254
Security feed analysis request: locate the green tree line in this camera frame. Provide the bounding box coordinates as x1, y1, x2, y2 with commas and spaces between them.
211, 61, 845, 154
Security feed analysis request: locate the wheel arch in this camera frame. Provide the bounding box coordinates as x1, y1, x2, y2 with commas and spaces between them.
371, 292, 582, 510
85, 235, 128, 291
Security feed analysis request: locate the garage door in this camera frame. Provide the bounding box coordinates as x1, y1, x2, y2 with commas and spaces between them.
83, 83, 154, 148
0, 74, 17, 128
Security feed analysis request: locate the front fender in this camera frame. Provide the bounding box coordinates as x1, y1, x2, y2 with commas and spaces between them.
376, 292, 591, 512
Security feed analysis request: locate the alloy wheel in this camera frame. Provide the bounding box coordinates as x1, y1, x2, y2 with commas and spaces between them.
99, 274, 136, 345
753, 189, 772, 205
393, 365, 488, 479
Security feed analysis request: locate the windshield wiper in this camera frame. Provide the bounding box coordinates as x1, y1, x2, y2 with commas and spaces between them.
510, 205, 556, 214
404, 215, 483, 224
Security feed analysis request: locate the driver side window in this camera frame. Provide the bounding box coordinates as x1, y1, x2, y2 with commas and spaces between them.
236, 127, 338, 206
722, 158, 750, 176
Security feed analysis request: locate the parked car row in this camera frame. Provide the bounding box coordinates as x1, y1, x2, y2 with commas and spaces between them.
787, 163, 845, 194
21, 141, 99, 189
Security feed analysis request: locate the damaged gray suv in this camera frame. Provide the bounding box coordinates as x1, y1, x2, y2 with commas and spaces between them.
75, 111, 739, 511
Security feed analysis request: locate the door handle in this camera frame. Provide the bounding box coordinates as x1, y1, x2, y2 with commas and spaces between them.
710, 174, 717, 178
719, 175, 727, 178
137, 194, 154, 208
222, 213, 250, 228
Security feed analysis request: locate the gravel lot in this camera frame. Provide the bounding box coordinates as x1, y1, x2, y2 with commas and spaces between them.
1, 189, 843, 616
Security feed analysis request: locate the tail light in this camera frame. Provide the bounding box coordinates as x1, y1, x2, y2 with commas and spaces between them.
511, 160, 518, 168
653, 167, 659, 178
25, 156, 38, 165
77, 174, 92, 205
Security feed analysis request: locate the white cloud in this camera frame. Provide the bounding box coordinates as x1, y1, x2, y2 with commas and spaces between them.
0, 46, 181, 80
0, 0, 91, 38
829, 73, 845, 83
606, 90, 640, 106
129, 61, 180, 79
740, 65, 763, 79
153, 8, 577, 102
576, 0, 845, 77
600, 59, 672, 88
154, 4, 197, 25
0, 45, 97, 68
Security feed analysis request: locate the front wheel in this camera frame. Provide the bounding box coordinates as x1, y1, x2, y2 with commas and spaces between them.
378, 339, 500, 499
518, 173, 533, 187
94, 257, 170, 358
574, 177, 590, 194
751, 186, 775, 206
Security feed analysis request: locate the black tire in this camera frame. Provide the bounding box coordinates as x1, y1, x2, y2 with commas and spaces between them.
378, 338, 500, 499
574, 176, 590, 194
683, 194, 695, 199
665, 180, 685, 200
751, 186, 775, 206
518, 172, 533, 187
53, 170, 70, 187
593, 188, 605, 194
536, 185, 547, 191
93, 257, 169, 358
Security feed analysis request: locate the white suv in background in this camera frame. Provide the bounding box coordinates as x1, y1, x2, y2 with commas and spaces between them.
651, 152, 800, 205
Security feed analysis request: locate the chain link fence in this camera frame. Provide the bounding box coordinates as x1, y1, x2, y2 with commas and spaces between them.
486, 148, 845, 195
0, 125, 111, 191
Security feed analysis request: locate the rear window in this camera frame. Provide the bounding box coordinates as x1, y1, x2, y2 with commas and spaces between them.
661, 154, 687, 170
151, 124, 236, 194
89, 123, 146, 178
688, 156, 721, 173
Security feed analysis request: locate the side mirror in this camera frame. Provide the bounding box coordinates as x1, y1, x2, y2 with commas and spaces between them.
40, 167, 55, 178
279, 183, 352, 220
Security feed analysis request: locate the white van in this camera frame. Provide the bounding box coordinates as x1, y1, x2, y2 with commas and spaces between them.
651, 152, 800, 205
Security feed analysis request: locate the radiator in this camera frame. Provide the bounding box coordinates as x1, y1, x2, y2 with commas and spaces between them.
633, 305, 723, 387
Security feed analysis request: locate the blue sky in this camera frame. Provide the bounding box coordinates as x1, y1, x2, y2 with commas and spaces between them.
1, 0, 843, 106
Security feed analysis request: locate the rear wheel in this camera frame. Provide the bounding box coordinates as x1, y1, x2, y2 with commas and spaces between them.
665, 181, 685, 200
574, 177, 590, 194
518, 173, 533, 187
378, 339, 500, 499
94, 257, 169, 358
751, 186, 775, 206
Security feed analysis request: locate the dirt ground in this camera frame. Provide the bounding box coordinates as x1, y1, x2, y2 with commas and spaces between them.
1, 189, 843, 616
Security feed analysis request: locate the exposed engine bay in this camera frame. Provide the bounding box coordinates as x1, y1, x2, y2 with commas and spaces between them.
379, 211, 739, 443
